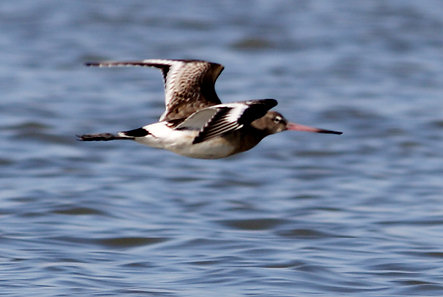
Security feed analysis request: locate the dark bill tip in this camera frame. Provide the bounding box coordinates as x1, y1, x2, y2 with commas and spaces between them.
85, 62, 99, 67
317, 129, 343, 135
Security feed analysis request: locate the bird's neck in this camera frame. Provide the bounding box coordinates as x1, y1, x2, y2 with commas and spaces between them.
250, 118, 273, 137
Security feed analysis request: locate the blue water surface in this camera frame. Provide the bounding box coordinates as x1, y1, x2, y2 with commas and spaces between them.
1, 1, 443, 296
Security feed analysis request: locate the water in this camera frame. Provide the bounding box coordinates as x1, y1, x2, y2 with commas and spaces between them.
1, 0, 443, 296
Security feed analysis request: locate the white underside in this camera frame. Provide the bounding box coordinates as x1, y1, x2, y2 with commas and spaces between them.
120, 122, 237, 159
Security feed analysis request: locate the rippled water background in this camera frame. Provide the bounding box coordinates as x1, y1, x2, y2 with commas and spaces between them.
2, 1, 443, 296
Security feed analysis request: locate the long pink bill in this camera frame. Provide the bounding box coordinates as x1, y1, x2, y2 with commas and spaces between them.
286, 122, 342, 135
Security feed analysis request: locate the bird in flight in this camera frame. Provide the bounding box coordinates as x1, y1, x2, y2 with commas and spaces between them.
78, 59, 342, 159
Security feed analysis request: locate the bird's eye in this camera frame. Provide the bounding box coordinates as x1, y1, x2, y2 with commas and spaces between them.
273, 116, 283, 123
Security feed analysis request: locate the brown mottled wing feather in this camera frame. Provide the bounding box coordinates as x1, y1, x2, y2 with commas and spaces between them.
85, 59, 224, 121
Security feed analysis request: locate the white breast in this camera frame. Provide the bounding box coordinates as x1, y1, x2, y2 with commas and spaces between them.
130, 122, 237, 159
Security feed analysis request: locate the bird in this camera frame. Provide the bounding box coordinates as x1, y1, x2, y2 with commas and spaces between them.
78, 59, 342, 159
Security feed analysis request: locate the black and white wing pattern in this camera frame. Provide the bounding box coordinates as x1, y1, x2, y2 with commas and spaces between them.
86, 59, 224, 121
175, 99, 278, 144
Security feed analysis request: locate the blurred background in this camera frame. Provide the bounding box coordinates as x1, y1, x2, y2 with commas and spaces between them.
1, 1, 443, 296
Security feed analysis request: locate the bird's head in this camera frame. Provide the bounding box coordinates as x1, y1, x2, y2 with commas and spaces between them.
252, 111, 343, 136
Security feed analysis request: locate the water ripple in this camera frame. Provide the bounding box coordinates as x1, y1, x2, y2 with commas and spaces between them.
2, 0, 443, 296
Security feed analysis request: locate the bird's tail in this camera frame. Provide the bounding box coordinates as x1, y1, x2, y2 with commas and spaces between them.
77, 132, 134, 141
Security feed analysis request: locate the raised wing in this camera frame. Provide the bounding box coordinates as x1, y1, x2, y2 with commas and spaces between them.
175, 99, 278, 144
86, 59, 224, 121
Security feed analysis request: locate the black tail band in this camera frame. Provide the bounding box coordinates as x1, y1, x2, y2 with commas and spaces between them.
77, 133, 132, 141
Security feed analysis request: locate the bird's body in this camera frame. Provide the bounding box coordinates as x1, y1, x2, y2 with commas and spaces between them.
127, 121, 241, 159
79, 59, 342, 159
130, 123, 254, 159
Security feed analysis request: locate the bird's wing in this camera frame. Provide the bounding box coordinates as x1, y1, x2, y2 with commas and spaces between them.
86, 59, 224, 121
175, 99, 278, 144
